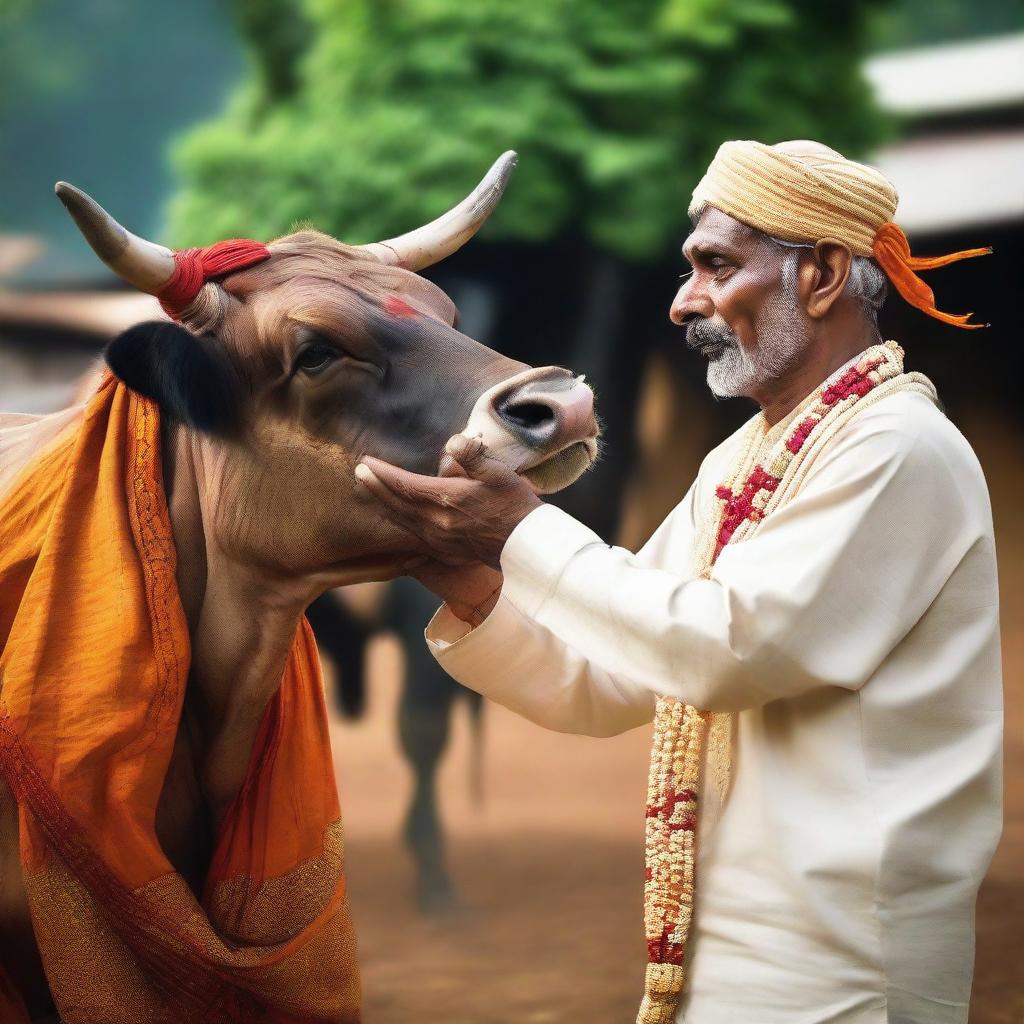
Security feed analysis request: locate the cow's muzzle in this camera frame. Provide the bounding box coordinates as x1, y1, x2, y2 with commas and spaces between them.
447, 366, 599, 494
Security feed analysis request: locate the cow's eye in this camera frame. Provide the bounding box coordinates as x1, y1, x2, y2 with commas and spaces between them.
295, 343, 337, 375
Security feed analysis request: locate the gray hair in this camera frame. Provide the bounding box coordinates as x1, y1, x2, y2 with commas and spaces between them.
846, 255, 888, 319
766, 235, 888, 321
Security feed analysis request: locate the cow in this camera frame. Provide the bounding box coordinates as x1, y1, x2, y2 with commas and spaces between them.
0, 152, 599, 1020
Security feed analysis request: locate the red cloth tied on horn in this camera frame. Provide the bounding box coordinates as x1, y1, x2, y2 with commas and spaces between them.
157, 239, 271, 319
871, 222, 991, 330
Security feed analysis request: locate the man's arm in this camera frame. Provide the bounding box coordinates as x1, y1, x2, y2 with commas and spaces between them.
355, 433, 699, 735
425, 594, 659, 736
421, 482, 699, 736
358, 406, 984, 721
487, 413, 982, 713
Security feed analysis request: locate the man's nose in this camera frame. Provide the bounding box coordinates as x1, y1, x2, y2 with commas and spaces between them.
669, 277, 713, 326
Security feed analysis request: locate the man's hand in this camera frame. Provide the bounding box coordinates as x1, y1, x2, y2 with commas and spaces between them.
354, 433, 543, 570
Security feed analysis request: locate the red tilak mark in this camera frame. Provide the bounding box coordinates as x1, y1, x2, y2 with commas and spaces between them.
384, 297, 418, 318
821, 357, 883, 406
713, 464, 779, 560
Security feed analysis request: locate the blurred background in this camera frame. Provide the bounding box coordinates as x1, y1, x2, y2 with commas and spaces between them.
1, 0, 1021, 1020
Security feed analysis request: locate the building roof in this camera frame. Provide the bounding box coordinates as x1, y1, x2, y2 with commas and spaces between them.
865, 33, 1024, 116
873, 130, 1024, 235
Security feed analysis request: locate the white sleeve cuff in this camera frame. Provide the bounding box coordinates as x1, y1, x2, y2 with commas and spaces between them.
425, 594, 537, 699
424, 601, 475, 650
499, 503, 605, 618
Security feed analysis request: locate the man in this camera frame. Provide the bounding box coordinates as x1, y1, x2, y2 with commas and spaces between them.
354, 140, 1003, 1023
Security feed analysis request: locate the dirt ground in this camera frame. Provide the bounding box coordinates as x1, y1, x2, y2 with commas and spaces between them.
332, 638, 1021, 1022
328, 407, 1024, 1024
332, 648, 654, 1024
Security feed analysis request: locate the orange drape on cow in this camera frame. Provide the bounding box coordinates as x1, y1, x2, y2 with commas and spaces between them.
0, 375, 360, 1023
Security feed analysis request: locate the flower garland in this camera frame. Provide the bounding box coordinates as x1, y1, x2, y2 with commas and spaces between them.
637, 341, 937, 1023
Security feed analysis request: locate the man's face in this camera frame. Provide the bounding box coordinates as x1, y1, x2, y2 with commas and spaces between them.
670, 207, 811, 399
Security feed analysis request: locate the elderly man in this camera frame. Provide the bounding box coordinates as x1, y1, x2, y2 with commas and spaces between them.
354, 140, 1003, 1024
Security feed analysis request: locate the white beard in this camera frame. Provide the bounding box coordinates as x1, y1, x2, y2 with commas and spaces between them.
706, 266, 812, 399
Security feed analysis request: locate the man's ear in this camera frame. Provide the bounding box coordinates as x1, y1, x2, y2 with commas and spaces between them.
804, 240, 853, 319
105, 321, 241, 435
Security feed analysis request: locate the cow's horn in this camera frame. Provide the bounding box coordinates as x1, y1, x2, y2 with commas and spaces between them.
55, 182, 176, 293
361, 150, 517, 271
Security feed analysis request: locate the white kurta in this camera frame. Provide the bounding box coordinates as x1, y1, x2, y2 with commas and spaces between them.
425, 389, 1003, 1023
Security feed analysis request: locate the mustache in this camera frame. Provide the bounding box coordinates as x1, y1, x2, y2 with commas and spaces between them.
685, 318, 738, 351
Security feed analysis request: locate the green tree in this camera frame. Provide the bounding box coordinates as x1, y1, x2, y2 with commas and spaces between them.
0, 0, 71, 119
168, 0, 889, 261
869, 0, 1022, 51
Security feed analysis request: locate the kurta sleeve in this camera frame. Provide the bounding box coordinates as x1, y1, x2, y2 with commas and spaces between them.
423, 480, 701, 736
426, 597, 657, 736
429, 402, 982, 723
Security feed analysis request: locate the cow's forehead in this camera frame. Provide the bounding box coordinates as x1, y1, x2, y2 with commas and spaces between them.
231, 230, 458, 327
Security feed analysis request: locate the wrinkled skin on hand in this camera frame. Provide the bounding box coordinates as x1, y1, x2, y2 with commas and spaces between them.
355, 434, 542, 623
407, 559, 505, 627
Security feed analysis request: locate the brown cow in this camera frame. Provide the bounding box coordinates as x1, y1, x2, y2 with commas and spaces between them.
0, 153, 598, 1018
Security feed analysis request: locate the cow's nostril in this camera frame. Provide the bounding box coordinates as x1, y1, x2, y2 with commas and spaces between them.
499, 400, 556, 432
483, 368, 597, 462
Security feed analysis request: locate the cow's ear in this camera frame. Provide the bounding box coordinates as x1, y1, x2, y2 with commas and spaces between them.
105, 321, 241, 436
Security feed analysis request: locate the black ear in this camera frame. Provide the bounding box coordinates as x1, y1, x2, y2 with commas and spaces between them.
105, 321, 241, 435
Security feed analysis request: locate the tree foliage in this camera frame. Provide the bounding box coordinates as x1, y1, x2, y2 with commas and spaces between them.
869, 0, 1022, 51
0, 0, 73, 119
169, 0, 889, 261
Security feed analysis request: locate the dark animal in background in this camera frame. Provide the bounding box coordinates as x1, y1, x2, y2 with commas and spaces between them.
309, 580, 481, 913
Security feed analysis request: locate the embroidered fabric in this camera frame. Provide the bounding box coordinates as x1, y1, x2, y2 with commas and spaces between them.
0, 377, 359, 1023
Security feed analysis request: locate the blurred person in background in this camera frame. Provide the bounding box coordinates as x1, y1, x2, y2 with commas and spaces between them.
356, 139, 1003, 1024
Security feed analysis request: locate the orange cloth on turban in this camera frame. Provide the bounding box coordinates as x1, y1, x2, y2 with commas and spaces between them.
0, 375, 360, 1023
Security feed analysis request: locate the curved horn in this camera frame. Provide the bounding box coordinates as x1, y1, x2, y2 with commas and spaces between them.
54, 182, 176, 293
362, 150, 517, 271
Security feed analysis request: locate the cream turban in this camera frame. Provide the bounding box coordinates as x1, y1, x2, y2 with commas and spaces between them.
689, 139, 991, 329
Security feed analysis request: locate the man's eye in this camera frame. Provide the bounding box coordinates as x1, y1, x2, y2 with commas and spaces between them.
295, 344, 337, 375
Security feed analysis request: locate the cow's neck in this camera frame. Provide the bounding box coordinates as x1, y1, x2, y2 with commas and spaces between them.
162, 424, 316, 830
